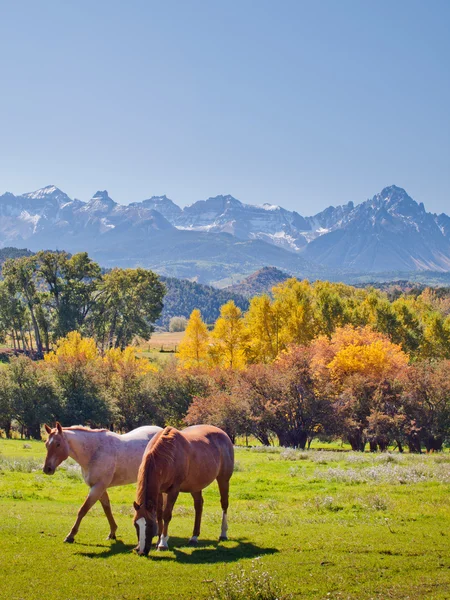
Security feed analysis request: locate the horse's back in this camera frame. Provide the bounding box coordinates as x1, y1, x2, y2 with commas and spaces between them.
120, 426, 163, 442
108, 426, 163, 487
181, 425, 234, 490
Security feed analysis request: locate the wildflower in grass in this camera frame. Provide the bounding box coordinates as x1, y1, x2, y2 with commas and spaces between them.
213, 558, 292, 600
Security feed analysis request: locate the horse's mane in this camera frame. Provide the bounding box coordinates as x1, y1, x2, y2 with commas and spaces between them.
63, 426, 109, 433
136, 427, 180, 509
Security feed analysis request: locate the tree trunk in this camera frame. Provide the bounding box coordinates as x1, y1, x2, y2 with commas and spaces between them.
407, 433, 421, 453
29, 423, 41, 440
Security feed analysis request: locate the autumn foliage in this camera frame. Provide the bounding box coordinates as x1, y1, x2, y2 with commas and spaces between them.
1, 276, 450, 451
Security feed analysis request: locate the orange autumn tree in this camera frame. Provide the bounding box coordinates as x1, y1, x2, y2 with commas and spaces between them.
310, 325, 409, 450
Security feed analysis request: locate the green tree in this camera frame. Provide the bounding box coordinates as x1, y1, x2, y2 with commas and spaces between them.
37, 251, 102, 339
7, 356, 59, 438
96, 268, 165, 349
3, 256, 43, 356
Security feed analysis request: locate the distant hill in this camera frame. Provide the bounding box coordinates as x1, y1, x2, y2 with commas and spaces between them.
226, 267, 291, 298
157, 277, 249, 328
0, 247, 33, 265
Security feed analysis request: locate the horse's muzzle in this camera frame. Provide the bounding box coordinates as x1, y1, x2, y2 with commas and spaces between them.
43, 465, 55, 475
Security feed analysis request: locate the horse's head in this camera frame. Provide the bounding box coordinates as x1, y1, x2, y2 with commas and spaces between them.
133, 501, 157, 556
43, 422, 69, 475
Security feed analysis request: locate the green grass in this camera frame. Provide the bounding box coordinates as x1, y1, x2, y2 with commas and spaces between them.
0, 440, 449, 599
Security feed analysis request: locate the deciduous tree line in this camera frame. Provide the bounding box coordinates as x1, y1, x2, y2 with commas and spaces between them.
0, 251, 165, 356
186, 326, 450, 452
178, 279, 450, 368
1, 326, 448, 452
0, 271, 449, 452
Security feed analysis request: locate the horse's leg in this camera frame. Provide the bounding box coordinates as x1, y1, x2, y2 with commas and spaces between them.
217, 477, 230, 541
157, 488, 179, 551
156, 492, 164, 546
188, 491, 204, 546
99, 491, 118, 540
64, 482, 107, 543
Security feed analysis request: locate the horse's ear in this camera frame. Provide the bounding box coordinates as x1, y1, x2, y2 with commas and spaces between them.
133, 501, 140, 511
44, 424, 52, 434
56, 422, 63, 434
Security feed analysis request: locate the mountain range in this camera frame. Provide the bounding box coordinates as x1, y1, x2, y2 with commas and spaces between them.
0, 184, 449, 284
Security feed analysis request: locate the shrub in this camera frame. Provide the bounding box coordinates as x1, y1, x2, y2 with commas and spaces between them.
169, 316, 188, 332
213, 559, 292, 600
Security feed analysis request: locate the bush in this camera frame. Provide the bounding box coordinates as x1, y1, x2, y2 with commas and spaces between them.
213, 559, 292, 600
169, 316, 188, 332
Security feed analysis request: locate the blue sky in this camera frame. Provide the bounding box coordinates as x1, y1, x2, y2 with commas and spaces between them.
1, 0, 449, 214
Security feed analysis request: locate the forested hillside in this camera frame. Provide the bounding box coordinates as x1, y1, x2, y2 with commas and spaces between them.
226, 266, 290, 298
0, 247, 33, 264
157, 277, 249, 327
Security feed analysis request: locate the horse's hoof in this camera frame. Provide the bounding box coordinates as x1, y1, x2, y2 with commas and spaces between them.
188, 538, 198, 547
107, 533, 117, 540
218, 536, 228, 542
64, 536, 75, 544
157, 545, 169, 551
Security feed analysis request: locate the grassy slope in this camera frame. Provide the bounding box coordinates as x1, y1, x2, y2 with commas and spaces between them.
0, 440, 449, 600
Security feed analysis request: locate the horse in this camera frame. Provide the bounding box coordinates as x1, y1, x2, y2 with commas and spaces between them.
43, 422, 162, 543
133, 424, 234, 556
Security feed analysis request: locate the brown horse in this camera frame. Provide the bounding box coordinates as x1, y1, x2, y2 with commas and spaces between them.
43, 422, 162, 542
133, 425, 234, 556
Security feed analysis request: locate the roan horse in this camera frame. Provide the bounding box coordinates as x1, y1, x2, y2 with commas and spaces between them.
43, 422, 162, 542
133, 424, 234, 556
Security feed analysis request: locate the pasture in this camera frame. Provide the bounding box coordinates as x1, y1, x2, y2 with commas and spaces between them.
0, 440, 449, 599
143, 331, 185, 352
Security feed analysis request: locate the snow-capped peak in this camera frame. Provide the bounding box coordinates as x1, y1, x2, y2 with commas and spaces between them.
259, 203, 280, 211
91, 190, 112, 201
22, 185, 68, 202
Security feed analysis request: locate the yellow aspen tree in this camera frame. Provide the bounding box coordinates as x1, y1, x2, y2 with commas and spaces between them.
272, 278, 316, 348
209, 300, 247, 369
244, 294, 280, 363
177, 309, 210, 368
44, 330, 98, 366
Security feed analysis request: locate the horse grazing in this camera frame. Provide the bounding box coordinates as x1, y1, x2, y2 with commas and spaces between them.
133, 425, 234, 556
43, 422, 162, 543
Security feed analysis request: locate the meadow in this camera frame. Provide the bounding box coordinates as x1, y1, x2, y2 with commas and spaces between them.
0, 440, 449, 600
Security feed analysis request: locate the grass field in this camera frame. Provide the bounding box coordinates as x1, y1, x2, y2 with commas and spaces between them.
0, 440, 449, 599
144, 331, 185, 352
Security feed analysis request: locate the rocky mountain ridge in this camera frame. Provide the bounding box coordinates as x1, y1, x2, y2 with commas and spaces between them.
0, 184, 449, 279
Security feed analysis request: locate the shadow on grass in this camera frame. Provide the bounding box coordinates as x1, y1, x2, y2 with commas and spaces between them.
75, 537, 278, 564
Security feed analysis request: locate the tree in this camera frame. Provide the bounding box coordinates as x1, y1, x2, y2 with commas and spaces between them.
3, 256, 43, 356
311, 326, 409, 451
313, 281, 350, 337
144, 364, 211, 427
37, 251, 102, 340
402, 361, 450, 452
169, 316, 188, 332
99, 346, 157, 431
185, 390, 249, 444
44, 331, 110, 426
96, 268, 165, 349
272, 279, 316, 349
5, 356, 58, 438
177, 309, 210, 368
244, 295, 280, 363
209, 301, 247, 368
